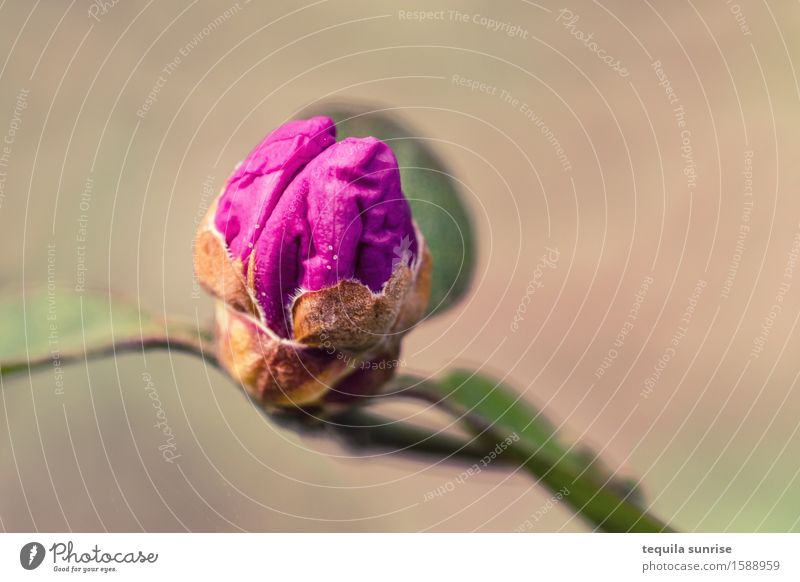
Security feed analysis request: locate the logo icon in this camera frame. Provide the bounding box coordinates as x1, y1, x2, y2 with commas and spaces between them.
20, 542, 45, 570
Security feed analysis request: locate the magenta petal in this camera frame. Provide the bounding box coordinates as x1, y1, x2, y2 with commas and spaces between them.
251, 137, 417, 338
213, 116, 336, 266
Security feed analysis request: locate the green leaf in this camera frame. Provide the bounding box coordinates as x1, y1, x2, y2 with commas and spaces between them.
399, 370, 671, 532
0, 287, 211, 376
302, 102, 476, 318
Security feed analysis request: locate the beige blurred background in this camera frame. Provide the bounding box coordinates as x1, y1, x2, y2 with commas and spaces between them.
2, 0, 800, 532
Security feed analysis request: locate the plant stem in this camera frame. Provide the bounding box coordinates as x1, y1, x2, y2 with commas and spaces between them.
386, 380, 673, 533
328, 407, 515, 466
1, 329, 673, 531
1, 332, 218, 376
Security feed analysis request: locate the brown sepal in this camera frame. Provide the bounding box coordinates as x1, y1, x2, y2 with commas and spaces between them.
215, 302, 350, 408
291, 239, 433, 354
193, 199, 260, 318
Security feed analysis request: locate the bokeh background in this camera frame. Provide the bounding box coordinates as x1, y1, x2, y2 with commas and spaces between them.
2, 0, 800, 532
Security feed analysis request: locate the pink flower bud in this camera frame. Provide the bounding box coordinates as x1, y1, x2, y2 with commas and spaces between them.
194, 116, 431, 409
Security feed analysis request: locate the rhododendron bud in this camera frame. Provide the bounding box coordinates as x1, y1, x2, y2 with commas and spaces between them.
194, 116, 431, 409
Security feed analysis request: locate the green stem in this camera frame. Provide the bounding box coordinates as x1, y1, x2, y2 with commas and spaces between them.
1, 330, 497, 467
327, 407, 515, 466
1, 327, 672, 531
390, 380, 672, 533
1, 331, 217, 376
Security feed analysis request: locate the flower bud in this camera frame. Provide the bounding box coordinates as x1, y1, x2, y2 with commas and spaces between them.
194, 116, 431, 409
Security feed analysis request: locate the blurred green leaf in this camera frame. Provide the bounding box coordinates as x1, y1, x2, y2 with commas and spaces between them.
398, 370, 671, 532
303, 103, 476, 318
0, 287, 210, 375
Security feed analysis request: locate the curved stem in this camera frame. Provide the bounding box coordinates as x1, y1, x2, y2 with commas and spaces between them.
1, 330, 503, 468
383, 377, 673, 533
1, 332, 218, 376
0, 322, 673, 531
328, 407, 513, 466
